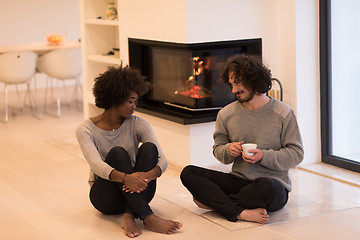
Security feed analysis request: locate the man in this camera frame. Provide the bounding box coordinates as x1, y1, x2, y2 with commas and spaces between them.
180, 54, 304, 224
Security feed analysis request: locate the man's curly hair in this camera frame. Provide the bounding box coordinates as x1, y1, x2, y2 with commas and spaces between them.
220, 54, 272, 94
93, 63, 149, 110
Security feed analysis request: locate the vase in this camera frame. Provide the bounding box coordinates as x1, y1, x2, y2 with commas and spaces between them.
106, 3, 117, 20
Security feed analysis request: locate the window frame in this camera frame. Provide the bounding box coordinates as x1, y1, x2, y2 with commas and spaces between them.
320, 0, 360, 173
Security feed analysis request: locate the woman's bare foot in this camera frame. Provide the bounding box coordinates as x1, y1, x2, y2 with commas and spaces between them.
193, 198, 213, 210
121, 213, 142, 238
143, 214, 182, 234
238, 208, 269, 224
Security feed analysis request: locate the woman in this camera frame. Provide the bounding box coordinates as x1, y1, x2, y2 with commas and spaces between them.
76, 64, 182, 238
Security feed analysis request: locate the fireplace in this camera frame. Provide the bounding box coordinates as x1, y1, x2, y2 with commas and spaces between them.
128, 38, 262, 124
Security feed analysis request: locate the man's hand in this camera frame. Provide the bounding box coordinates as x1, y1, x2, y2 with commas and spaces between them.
242, 149, 263, 164
229, 141, 244, 157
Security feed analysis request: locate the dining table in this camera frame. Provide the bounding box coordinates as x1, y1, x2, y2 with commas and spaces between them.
0, 40, 81, 55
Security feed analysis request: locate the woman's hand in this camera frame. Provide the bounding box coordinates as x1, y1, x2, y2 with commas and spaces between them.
122, 172, 149, 193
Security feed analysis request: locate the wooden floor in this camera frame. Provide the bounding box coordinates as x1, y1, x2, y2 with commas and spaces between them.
1, 93, 360, 240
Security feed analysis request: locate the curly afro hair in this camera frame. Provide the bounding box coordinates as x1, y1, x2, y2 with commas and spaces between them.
220, 54, 272, 94
93, 63, 149, 110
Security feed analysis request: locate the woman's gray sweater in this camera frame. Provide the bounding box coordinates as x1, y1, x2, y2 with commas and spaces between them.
76, 115, 167, 186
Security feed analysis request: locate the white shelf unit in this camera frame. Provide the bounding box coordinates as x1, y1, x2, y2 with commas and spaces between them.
80, 0, 121, 118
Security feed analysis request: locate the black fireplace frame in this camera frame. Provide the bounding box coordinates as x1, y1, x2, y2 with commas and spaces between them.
128, 38, 262, 124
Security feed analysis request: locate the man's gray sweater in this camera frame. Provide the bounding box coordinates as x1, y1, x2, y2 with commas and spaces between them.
213, 97, 304, 191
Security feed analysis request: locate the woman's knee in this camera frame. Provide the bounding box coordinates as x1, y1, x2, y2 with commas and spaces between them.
106, 147, 132, 171
106, 147, 129, 162
138, 142, 158, 158
135, 142, 158, 171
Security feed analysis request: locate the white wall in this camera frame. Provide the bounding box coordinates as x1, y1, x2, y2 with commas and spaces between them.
189, 122, 220, 167
0, 0, 80, 45
0, 0, 81, 91
118, 0, 188, 63
185, 0, 277, 68
295, 0, 321, 165
276, 0, 297, 109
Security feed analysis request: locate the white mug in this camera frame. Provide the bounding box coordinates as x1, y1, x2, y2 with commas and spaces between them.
242, 143, 257, 156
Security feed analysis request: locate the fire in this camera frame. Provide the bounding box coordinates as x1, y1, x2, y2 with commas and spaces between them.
192, 57, 203, 76
175, 56, 211, 99
180, 85, 203, 99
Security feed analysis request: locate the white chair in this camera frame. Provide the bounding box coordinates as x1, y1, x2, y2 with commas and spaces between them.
37, 48, 82, 117
0, 51, 40, 122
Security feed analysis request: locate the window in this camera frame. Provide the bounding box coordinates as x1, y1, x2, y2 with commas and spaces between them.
320, 0, 360, 172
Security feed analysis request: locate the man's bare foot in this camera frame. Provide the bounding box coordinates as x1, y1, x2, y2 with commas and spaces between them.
121, 213, 142, 238
193, 198, 213, 210
238, 208, 269, 224
143, 214, 182, 234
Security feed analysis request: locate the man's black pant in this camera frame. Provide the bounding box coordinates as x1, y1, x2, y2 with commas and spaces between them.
180, 165, 288, 222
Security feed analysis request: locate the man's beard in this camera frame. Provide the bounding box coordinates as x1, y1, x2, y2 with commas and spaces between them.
236, 90, 255, 103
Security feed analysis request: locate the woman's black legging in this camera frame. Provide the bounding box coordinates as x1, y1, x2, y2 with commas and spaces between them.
89, 142, 158, 220
180, 165, 289, 222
